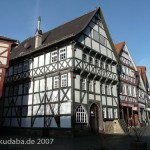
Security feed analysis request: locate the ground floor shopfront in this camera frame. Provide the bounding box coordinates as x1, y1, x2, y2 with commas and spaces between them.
120, 102, 139, 127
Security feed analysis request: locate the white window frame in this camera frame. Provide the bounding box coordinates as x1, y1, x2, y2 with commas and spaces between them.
59, 48, 66, 61
75, 105, 87, 123
51, 51, 58, 63
61, 74, 67, 87
54, 76, 59, 89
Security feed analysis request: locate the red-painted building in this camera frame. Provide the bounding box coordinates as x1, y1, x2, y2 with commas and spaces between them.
0, 36, 18, 96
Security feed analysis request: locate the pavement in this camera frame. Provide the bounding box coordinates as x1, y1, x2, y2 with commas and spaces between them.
0, 127, 150, 150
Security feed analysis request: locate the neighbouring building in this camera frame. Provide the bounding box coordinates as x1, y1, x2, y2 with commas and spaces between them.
1, 7, 119, 135
115, 42, 140, 127
0, 36, 18, 126
137, 66, 150, 124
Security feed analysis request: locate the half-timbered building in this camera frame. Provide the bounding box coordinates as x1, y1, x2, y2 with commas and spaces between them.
137, 66, 150, 125
0, 36, 18, 127
115, 42, 139, 127
1, 7, 119, 135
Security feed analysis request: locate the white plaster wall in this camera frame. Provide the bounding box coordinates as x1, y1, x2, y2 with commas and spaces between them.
40, 79, 45, 91
9, 67, 13, 76
100, 45, 107, 55
107, 49, 112, 59
112, 85, 117, 96
21, 118, 31, 127
68, 73, 71, 86
82, 93, 87, 104
47, 77, 52, 90
33, 56, 38, 68
11, 118, 19, 127
75, 48, 82, 59
78, 35, 84, 44
95, 81, 100, 94
89, 94, 94, 100
16, 96, 22, 105
75, 75, 80, 89
60, 102, 71, 114
100, 28, 106, 38
96, 95, 101, 101
92, 40, 99, 52
33, 117, 44, 127
3, 118, 10, 126
60, 116, 71, 128
102, 96, 106, 105
85, 36, 91, 48
67, 45, 72, 58
107, 97, 112, 106
75, 91, 80, 102
45, 52, 50, 65
29, 81, 33, 93
34, 80, 39, 92
39, 54, 44, 67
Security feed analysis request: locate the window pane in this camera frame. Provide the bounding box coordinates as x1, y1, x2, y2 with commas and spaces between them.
59, 48, 66, 61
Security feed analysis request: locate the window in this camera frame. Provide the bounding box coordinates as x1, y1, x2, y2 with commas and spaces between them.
61, 74, 67, 87
59, 48, 66, 61
89, 80, 93, 92
9, 87, 13, 96
103, 107, 107, 118
102, 84, 105, 94
108, 108, 113, 118
95, 59, 99, 67
23, 61, 29, 71
107, 85, 111, 95
18, 63, 22, 73
89, 57, 93, 64
51, 51, 58, 63
100, 61, 105, 69
14, 86, 19, 95
54, 76, 59, 88
83, 54, 87, 62
24, 83, 29, 94
114, 108, 118, 118
75, 105, 87, 123
14, 65, 18, 74
93, 30, 99, 42
81, 78, 86, 90
100, 35, 106, 46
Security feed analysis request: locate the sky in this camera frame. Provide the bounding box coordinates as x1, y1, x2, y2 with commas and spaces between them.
0, 0, 150, 81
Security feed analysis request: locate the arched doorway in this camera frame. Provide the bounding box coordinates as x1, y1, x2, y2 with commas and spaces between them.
90, 103, 99, 132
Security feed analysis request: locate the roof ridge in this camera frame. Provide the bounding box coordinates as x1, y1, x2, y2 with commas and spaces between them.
43, 7, 98, 35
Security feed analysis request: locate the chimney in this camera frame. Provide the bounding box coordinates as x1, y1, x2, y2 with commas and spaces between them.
35, 16, 42, 48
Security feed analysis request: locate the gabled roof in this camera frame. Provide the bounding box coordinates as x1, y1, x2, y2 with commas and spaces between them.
10, 8, 99, 60
115, 42, 125, 55
137, 66, 149, 90
0, 36, 17, 42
